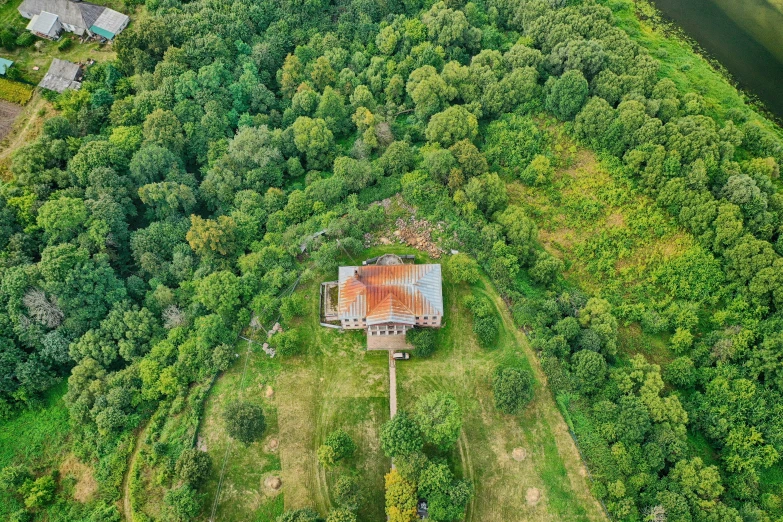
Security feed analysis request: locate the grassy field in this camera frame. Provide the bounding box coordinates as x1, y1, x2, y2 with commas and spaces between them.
192, 278, 390, 522
504, 117, 709, 365
0, 380, 73, 518
187, 244, 605, 521
397, 273, 604, 522
0, 91, 51, 176
508, 119, 694, 305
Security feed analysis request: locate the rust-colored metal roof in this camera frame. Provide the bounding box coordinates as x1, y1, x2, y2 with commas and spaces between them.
337, 264, 443, 324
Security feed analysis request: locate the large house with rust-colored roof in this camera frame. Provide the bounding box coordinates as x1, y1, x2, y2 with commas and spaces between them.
335, 254, 443, 350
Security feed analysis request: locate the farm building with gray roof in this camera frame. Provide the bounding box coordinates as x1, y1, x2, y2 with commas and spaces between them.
18, 0, 129, 39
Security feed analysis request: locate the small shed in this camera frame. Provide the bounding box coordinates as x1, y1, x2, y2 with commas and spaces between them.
26, 10, 61, 39
0, 58, 14, 76
39, 58, 82, 93
89, 8, 129, 39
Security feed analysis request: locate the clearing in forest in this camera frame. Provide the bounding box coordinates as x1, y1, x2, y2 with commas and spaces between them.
507, 125, 694, 305
192, 246, 606, 521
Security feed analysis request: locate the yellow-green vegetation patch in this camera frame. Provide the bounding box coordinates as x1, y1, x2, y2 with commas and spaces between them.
508, 121, 699, 308
0, 77, 32, 104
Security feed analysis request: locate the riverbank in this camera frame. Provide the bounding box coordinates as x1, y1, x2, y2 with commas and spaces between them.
600, 0, 783, 128
649, 0, 783, 120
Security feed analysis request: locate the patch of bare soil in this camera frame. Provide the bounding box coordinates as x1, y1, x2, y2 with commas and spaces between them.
606, 212, 625, 228
265, 385, 274, 398
511, 447, 527, 462
263, 475, 282, 494
265, 438, 279, 452
0, 100, 22, 143
526, 487, 542, 506
59, 454, 98, 503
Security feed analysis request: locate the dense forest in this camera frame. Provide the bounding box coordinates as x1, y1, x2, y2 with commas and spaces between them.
1, 0, 783, 519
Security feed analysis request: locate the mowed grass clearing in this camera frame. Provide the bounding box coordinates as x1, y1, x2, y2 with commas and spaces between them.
196, 244, 605, 521
197, 276, 390, 522
397, 273, 605, 522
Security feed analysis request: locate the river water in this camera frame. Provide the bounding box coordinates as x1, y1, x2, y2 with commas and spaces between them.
651, 0, 783, 119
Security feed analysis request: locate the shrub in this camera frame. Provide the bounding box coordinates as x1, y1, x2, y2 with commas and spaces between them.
223, 401, 266, 445
464, 295, 499, 348
15, 32, 35, 48
280, 294, 306, 322
492, 367, 534, 414
333, 474, 361, 510
318, 429, 356, 467
275, 328, 303, 356
447, 253, 480, 284
670, 327, 694, 354
164, 485, 202, 521
175, 449, 212, 486
9, 509, 32, 522
0, 465, 31, 492
530, 251, 564, 287
0, 28, 16, 51
406, 327, 436, 357
553, 317, 580, 342
19, 474, 56, 508
326, 508, 357, 522
384, 469, 417, 522
277, 508, 321, 522
521, 154, 554, 185
211, 343, 234, 372
414, 391, 462, 451
665, 357, 696, 388
57, 37, 73, 52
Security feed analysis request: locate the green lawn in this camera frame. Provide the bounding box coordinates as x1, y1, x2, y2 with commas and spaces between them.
185, 245, 605, 521
0, 380, 72, 518
397, 273, 604, 522
190, 279, 390, 522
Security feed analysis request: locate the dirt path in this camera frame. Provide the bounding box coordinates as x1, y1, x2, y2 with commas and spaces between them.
122, 420, 150, 522
490, 291, 607, 520
0, 93, 48, 165
388, 352, 397, 418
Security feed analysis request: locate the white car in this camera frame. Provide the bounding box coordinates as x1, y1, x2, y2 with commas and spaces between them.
392, 352, 410, 360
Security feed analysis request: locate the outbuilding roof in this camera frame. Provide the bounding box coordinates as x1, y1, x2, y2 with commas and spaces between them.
90, 8, 128, 38
26, 10, 59, 36
337, 264, 443, 323
19, 0, 103, 29
39, 58, 82, 92
0, 58, 13, 75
